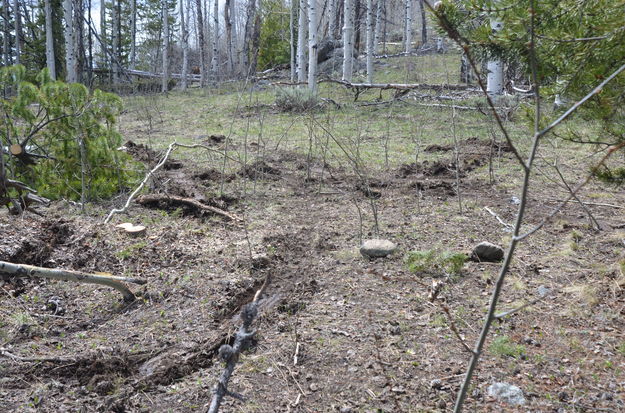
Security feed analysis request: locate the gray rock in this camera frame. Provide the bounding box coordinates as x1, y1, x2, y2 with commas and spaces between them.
471, 241, 504, 262
360, 239, 397, 258
487, 382, 526, 406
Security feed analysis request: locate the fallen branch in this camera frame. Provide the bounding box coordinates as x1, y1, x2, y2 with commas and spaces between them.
483, 206, 513, 231
136, 194, 240, 221
208, 273, 271, 413
323, 78, 474, 92
105, 142, 177, 223
105, 141, 242, 223
0, 260, 146, 301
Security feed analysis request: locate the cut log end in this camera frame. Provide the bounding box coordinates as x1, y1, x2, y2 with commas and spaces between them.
9, 144, 22, 156
115, 222, 147, 236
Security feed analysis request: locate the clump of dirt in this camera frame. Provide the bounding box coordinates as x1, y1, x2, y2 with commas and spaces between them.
238, 160, 282, 179
0, 219, 73, 266
194, 168, 232, 183
196, 134, 225, 145
122, 140, 183, 170
398, 154, 487, 180
424, 137, 512, 154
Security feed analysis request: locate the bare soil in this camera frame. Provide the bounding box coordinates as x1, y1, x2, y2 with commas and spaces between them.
1, 137, 624, 413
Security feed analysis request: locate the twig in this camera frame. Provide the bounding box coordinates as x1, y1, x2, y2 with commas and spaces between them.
494, 291, 551, 319
440, 305, 475, 355
293, 342, 301, 366
207, 273, 271, 413
483, 206, 513, 230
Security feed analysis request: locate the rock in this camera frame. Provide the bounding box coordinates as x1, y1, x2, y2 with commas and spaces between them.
317, 38, 341, 63
360, 239, 397, 258
487, 382, 526, 406
471, 241, 504, 262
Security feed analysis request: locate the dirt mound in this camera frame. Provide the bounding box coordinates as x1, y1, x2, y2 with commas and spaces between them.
424, 137, 512, 154
122, 140, 183, 170
398, 154, 487, 180
238, 160, 282, 179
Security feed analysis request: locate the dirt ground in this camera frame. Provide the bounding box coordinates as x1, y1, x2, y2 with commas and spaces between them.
1, 118, 625, 413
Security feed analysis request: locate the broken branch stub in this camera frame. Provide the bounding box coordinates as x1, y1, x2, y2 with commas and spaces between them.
0, 260, 146, 302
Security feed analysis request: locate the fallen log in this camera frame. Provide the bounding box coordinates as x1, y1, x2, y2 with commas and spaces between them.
136, 194, 240, 222
0, 260, 146, 301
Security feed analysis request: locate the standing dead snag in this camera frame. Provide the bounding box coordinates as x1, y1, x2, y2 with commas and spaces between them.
208, 274, 271, 413
0, 260, 146, 302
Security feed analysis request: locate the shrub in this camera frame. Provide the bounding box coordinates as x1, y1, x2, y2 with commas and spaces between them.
0, 65, 138, 203
274, 87, 321, 113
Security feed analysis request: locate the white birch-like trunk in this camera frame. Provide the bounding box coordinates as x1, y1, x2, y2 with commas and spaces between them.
404, 0, 412, 54
296, 0, 307, 83
195, 0, 207, 86
64, 0, 77, 82
342, 0, 354, 81
373, 0, 383, 55
14, 0, 20, 65
162, 0, 170, 92
2, 0, 9, 66
229, 0, 238, 74
111, 0, 120, 81
307, 0, 317, 91
365, 0, 374, 83
45, 0, 56, 79
327, 0, 337, 39
486, 17, 503, 97
224, 0, 233, 75
130, 0, 137, 69
180, 0, 189, 89
211, 0, 219, 82
290, 0, 296, 81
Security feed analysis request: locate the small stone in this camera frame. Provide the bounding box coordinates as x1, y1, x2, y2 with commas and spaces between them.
437, 400, 447, 409
360, 239, 397, 258
430, 379, 443, 390
487, 382, 526, 406
391, 386, 406, 394
471, 242, 505, 262
389, 325, 401, 336
340, 407, 352, 413
309, 383, 319, 392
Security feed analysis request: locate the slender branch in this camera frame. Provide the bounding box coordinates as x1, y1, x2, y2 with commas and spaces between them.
515, 142, 625, 241
105, 141, 177, 223
208, 273, 271, 413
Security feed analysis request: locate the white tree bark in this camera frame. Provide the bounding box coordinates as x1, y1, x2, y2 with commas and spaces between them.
162, 0, 170, 92
180, 0, 189, 89
45, 0, 56, 79
373, 0, 383, 55
327, 0, 337, 39
290, 0, 296, 81
308, 0, 318, 91
111, 0, 120, 81
13, 0, 20, 65
229, 0, 238, 74
225, 0, 234, 75
64, 0, 77, 82
211, 0, 219, 82
404, 0, 412, 54
486, 16, 504, 97
2, 0, 9, 66
130, 0, 137, 69
342, 0, 354, 81
296, 0, 307, 83
365, 0, 374, 83
195, 0, 207, 86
